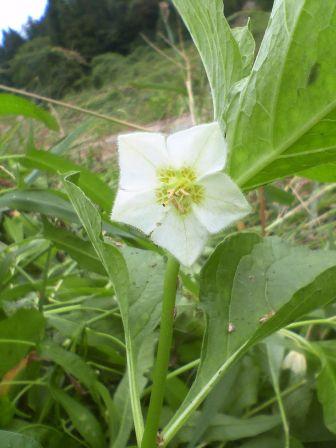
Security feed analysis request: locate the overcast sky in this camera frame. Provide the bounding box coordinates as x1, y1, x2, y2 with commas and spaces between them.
0, 0, 47, 36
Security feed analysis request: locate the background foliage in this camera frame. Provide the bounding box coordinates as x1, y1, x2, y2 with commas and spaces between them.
0, 0, 273, 97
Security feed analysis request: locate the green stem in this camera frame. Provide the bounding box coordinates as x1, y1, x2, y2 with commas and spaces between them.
244, 379, 307, 418
141, 255, 180, 448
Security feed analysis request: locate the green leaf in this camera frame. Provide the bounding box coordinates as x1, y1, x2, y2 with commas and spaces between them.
240, 436, 304, 448
43, 220, 105, 275
0, 237, 49, 288
0, 309, 45, 377
163, 234, 336, 444
21, 147, 114, 212
265, 335, 290, 447
0, 190, 76, 223
226, 0, 336, 189
0, 94, 59, 131
264, 185, 295, 206
50, 386, 105, 448
232, 20, 255, 76
0, 189, 148, 244
3, 215, 24, 243
317, 346, 336, 435
187, 358, 259, 448
299, 162, 336, 183
180, 413, 281, 444
0, 431, 42, 448
40, 340, 120, 442
239, 437, 283, 448
172, 0, 244, 120
63, 173, 165, 446
25, 119, 93, 185
39, 341, 100, 397
0, 396, 15, 426
112, 246, 165, 448
14, 425, 80, 448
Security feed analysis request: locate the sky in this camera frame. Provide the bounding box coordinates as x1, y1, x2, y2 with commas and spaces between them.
0, 0, 47, 36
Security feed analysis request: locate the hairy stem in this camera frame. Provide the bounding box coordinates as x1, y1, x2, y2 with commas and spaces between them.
141, 255, 180, 448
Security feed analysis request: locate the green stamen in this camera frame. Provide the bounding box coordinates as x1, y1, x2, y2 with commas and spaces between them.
156, 167, 204, 215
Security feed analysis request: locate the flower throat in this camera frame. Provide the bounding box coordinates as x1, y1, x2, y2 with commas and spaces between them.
156, 167, 204, 215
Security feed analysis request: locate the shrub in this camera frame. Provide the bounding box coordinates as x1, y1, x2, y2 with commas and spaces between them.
9, 37, 86, 98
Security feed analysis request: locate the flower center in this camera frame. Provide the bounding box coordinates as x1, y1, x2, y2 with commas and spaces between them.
156, 167, 204, 215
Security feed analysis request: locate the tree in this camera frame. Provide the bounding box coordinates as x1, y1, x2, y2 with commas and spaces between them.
9, 37, 86, 97
1, 29, 25, 62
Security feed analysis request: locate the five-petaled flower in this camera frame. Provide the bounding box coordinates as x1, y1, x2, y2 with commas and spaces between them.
111, 122, 251, 266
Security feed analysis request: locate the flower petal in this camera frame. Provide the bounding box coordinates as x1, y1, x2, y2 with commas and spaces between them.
111, 189, 164, 234
193, 173, 251, 234
118, 132, 169, 190
151, 211, 208, 266
166, 122, 227, 178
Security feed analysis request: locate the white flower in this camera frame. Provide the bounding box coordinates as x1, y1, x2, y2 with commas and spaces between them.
111, 122, 251, 266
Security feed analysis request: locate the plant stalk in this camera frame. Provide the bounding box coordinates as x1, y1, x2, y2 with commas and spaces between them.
141, 255, 180, 448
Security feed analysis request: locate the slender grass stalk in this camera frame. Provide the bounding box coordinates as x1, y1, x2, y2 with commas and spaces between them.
0, 339, 35, 347
141, 255, 180, 448
0, 83, 149, 131
244, 379, 307, 418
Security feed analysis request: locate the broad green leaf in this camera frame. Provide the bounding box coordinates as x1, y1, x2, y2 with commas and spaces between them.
172, 0, 244, 120
163, 234, 336, 444
186, 374, 233, 448
226, 0, 336, 189
63, 173, 165, 446
299, 162, 336, 183
0, 309, 45, 377
165, 376, 189, 410
180, 413, 281, 443
0, 431, 42, 448
112, 247, 165, 448
0, 94, 58, 131
43, 220, 105, 275
316, 344, 336, 435
50, 386, 105, 448
21, 146, 114, 212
